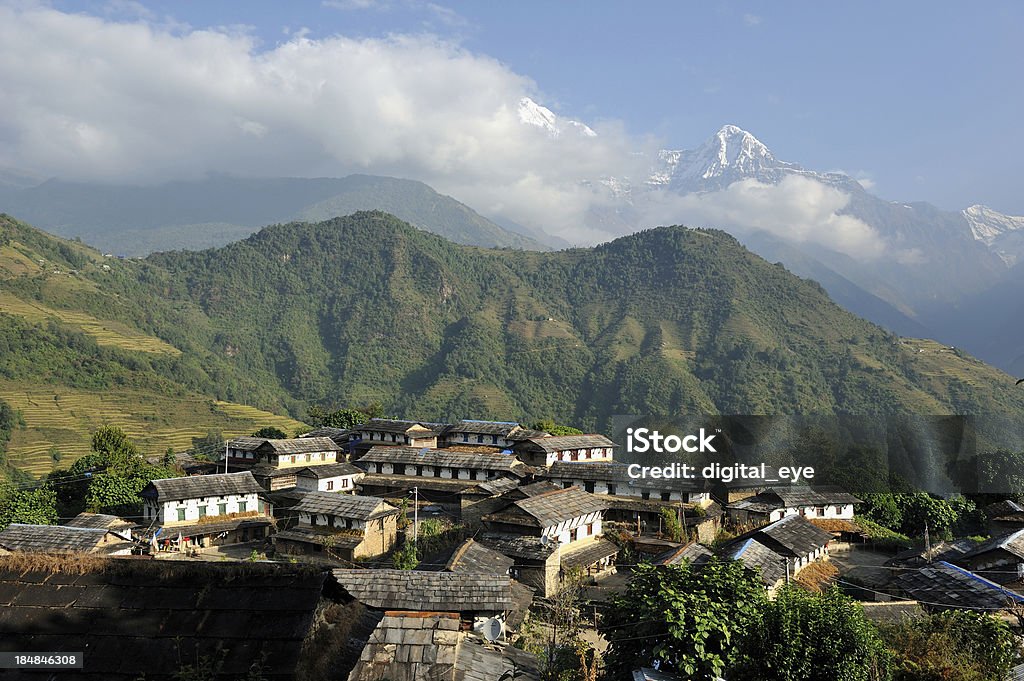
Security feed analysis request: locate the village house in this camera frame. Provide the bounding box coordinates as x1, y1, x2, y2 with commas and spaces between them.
439, 420, 546, 449
293, 462, 365, 493
459, 477, 524, 527
333, 568, 517, 635
512, 434, 617, 467
140, 470, 274, 550
952, 529, 1024, 584
65, 512, 136, 541
538, 460, 721, 540
726, 485, 861, 526
352, 418, 445, 452
723, 514, 834, 594
353, 446, 532, 508
274, 491, 399, 561
983, 500, 1024, 535
247, 437, 346, 491
897, 561, 1024, 614
0, 523, 134, 556
651, 541, 714, 568
478, 482, 618, 595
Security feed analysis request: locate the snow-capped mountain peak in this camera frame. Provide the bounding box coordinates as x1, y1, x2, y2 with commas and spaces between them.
963, 204, 1024, 243
517, 97, 597, 138
647, 125, 804, 192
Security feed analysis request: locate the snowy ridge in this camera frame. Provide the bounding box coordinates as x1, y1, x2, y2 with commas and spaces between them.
517, 97, 596, 138
963, 204, 1024, 243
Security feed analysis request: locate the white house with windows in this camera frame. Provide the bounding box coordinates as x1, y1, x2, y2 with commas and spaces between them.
354, 446, 531, 482
140, 471, 274, 549
354, 419, 443, 449
293, 463, 365, 493
541, 461, 711, 505
511, 435, 616, 467
727, 486, 861, 526
440, 420, 546, 449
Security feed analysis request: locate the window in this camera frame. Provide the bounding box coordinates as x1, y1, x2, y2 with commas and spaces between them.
491, 435, 498, 444
306, 453, 311, 462
198, 507, 207, 518
470, 470, 478, 480
218, 503, 227, 515
563, 481, 572, 489
177, 508, 186, 522
241, 500, 250, 513
607, 484, 616, 495
342, 478, 350, 488
327, 480, 334, 491
660, 492, 671, 502
641, 492, 650, 500
584, 482, 595, 493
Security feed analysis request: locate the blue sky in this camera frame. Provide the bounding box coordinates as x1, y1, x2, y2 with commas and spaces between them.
3, 1, 1022, 238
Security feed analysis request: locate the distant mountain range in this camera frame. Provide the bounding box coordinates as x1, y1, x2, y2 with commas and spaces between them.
0, 174, 553, 255
582, 122, 1024, 375
3, 210, 1024, 479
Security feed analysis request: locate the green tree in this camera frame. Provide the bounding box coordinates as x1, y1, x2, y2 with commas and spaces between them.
392, 540, 419, 570
251, 426, 287, 439
307, 407, 370, 430
601, 559, 767, 680
734, 586, 890, 681
531, 419, 583, 436
659, 506, 685, 542
861, 493, 903, 532
883, 610, 1017, 681
0, 482, 58, 529
898, 493, 958, 539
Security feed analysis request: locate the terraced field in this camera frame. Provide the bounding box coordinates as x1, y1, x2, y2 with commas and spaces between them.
2, 385, 307, 476
0, 291, 180, 355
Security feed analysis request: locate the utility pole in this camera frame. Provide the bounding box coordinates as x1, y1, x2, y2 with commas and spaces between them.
413, 486, 419, 544
224, 441, 229, 474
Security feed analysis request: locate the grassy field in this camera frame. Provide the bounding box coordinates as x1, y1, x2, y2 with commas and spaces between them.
0, 291, 180, 356
2, 384, 307, 476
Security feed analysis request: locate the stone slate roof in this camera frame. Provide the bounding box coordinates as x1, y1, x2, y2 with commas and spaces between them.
0, 558, 338, 680
358, 419, 444, 436
984, 500, 1024, 518
294, 463, 365, 479
259, 437, 343, 454
459, 477, 522, 497
0, 524, 120, 554
347, 611, 460, 680
502, 487, 606, 526
633, 668, 683, 681
896, 561, 1024, 610
515, 481, 563, 497
293, 492, 398, 521
227, 436, 267, 451
346, 613, 541, 681
357, 446, 530, 474
358, 474, 478, 493
300, 427, 352, 440
457, 634, 541, 681
748, 515, 834, 557
421, 539, 514, 575
333, 569, 512, 612
65, 513, 134, 531
560, 539, 618, 569
652, 542, 714, 567
956, 528, 1024, 562
446, 420, 524, 436
768, 485, 862, 507
515, 434, 616, 453
888, 538, 980, 567
143, 471, 263, 502
728, 538, 787, 586
476, 534, 557, 562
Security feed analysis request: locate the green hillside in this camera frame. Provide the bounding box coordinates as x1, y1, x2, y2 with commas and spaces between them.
3, 210, 1024, 474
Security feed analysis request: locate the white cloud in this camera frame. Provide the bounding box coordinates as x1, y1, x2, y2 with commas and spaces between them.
0, 2, 890, 256
742, 13, 761, 26
636, 176, 888, 259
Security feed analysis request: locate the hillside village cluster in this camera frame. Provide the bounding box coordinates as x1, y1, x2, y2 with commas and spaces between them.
2, 418, 1024, 679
